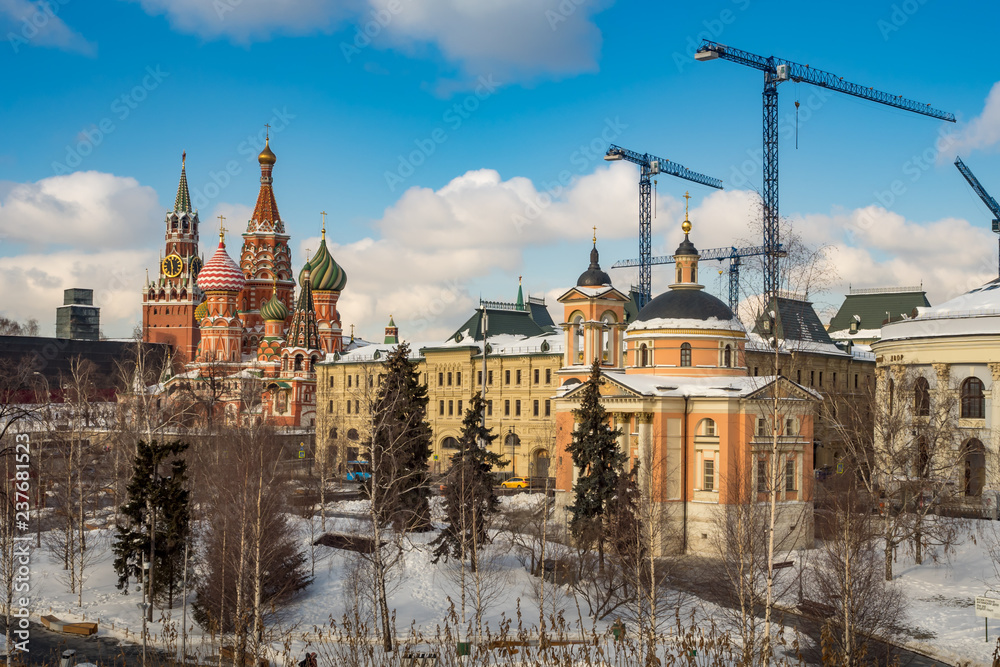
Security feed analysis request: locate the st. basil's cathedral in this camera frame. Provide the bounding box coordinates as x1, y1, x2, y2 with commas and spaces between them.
142, 139, 347, 428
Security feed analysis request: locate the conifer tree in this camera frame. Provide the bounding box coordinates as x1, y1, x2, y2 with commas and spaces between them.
112, 440, 190, 603
431, 393, 505, 571
567, 360, 625, 564
365, 343, 433, 532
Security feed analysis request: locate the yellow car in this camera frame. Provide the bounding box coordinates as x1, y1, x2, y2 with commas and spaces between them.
501, 477, 529, 489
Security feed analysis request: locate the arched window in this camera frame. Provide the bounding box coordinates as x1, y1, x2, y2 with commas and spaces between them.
639, 343, 649, 368
697, 418, 717, 437
723, 344, 732, 368
680, 342, 692, 368
964, 439, 986, 496
914, 377, 930, 416
676, 267, 682, 283
691, 265, 697, 283
915, 437, 929, 478
294, 354, 303, 371
961, 377, 985, 419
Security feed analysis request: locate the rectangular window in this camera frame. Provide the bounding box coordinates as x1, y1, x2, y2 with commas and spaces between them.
703, 459, 715, 492
346, 400, 351, 414
515, 400, 521, 416
516, 369, 522, 385
753, 366, 759, 376
456, 371, 462, 386
328, 400, 333, 412
785, 459, 796, 491
438, 372, 444, 386
447, 372, 453, 386
810, 370, 815, 386
796, 369, 801, 383
785, 418, 796, 436
533, 399, 539, 417
355, 399, 359, 413
756, 418, 768, 437
439, 400, 444, 415
854, 374, 859, 389
534, 368, 540, 384
544, 400, 551, 417
347, 375, 352, 388
329, 376, 334, 388
457, 399, 463, 414
355, 374, 360, 388
818, 371, 823, 387
757, 459, 768, 493
487, 400, 493, 416
448, 400, 454, 416
505, 370, 511, 385
832, 372, 837, 387
545, 368, 551, 384
488, 370, 494, 385
504, 400, 510, 416
478, 370, 483, 385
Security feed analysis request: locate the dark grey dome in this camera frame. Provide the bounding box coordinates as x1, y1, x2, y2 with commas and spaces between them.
636, 288, 735, 323
577, 245, 612, 287
675, 233, 697, 256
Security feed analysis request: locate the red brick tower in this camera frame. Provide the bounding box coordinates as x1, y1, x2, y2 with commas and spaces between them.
239, 135, 295, 357
142, 152, 204, 364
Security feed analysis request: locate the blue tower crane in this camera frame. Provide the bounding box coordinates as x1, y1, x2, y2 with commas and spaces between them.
603, 144, 723, 309
694, 41, 955, 302
612, 244, 782, 312
954, 156, 1000, 276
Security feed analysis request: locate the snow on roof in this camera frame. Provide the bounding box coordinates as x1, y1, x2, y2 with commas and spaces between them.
878, 279, 1000, 343
828, 328, 882, 341
745, 333, 850, 357
627, 316, 744, 333
556, 372, 821, 400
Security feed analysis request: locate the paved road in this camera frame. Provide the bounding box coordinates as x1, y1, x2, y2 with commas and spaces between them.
1, 619, 166, 666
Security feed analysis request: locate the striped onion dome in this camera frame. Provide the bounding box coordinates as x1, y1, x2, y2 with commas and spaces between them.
197, 239, 245, 292
260, 291, 289, 321
300, 237, 347, 292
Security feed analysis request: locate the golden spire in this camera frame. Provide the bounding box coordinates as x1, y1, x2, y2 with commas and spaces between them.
681, 192, 692, 235
217, 215, 227, 243
592, 226, 597, 244
320, 210, 327, 240
271, 273, 278, 295
182, 151, 186, 168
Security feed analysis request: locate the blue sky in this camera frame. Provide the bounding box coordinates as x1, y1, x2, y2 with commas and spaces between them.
3, 0, 1000, 339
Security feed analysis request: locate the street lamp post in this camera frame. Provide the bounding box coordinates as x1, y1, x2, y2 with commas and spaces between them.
31, 372, 49, 549
137, 601, 149, 667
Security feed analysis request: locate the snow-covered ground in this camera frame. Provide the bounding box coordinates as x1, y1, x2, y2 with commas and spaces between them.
24, 497, 1000, 666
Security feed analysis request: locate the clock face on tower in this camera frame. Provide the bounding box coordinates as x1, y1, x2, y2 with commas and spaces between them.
190, 256, 203, 276
162, 254, 183, 278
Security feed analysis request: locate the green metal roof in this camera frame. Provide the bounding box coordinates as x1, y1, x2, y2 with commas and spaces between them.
450, 306, 545, 341
828, 288, 930, 332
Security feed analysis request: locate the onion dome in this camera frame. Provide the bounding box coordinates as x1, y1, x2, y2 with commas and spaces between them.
258, 136, 276, 165
577, 243, 612, 287
260, 290, 289, 321
194, 301, 208, 321
305, 237, 348, 291
197, 237, 245, 292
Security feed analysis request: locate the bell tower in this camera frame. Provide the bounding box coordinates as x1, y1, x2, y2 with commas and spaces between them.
142, 152, 204, 364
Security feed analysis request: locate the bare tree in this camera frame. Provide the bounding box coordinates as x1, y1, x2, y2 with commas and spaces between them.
831, 367, 967, 580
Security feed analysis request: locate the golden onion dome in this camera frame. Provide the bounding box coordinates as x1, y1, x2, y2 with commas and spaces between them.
258, 137, 276, 165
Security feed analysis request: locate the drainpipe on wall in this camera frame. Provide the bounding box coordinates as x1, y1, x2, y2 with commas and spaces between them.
682, 395, 690, 554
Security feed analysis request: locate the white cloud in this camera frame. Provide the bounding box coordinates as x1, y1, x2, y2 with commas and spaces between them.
0, 0, 95, 55
0, 171, 162, 250
0, 249, 153, 337
299, 165, 640, 341
941, 80, 1000, 160
127, 0, 609, 85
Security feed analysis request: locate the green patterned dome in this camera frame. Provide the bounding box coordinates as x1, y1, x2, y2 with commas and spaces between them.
301, 238, 347, 292
260, 291, 289, 321
194, 300, 208, 321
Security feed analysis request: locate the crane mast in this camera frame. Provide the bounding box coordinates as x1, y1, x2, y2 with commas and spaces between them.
604, 144, 723, 308
695, 41, 955, 303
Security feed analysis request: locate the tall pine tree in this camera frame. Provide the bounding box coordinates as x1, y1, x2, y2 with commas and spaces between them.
365, 343, 433, 532
431, 393, 505, 571
567, 361, 625, 564
112, 440, 190, 604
